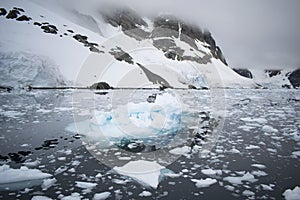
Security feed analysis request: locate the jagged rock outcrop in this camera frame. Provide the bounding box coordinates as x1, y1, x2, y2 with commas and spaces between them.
232, 68, 253, 78
101, 10, 227, 66
288, 68, 300, 88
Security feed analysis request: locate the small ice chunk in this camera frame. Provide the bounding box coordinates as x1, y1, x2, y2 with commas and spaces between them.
251, 170, 267, 177
164, 172, 182, 178
75, 181, 97, 189
223, 172, 257, 185
23, 160, 41, 167
292, 151, 300, 157
32, 196, 52, 200
169, 146, 191, 155
242, 190, 255, 197
139, 191, 152, 197
260, 184, 274, 191
251, 164, 266, 169
191, 178, 217, 188
42, 178, 57, 190
283, 186, 300, 200
201, 169, 217, 175
224, 185, 235, 191
262, 125, 278, 133
245, 145, 260, 150
54, 166, 68, 175
113, 160, 164, 188
93, 192, 111, 200
228, 148, 241, 154
61, 192, 81, 200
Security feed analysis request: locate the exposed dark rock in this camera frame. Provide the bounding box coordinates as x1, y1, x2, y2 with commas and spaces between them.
282, 84, 292, 89
188, 85, 197, 89
73, 34, 101, 53
8, 153, 23, 162
67, 29, 74, 33
232, 68, 253, 78
13, 7, 24, 12
41, 25, 58, 34
109, 46, 134, 64
16, 15, 31, 21
33, 22, 41, 26
89, 46, 103, 53
0, 155, 9, 161
102, 8, 149, 40
203, 30, 227, 65
6, 9, 20, 19
35, 139, 59, 150
0, 8, 7, 16
265, 69, 281, 77
288, 68, 300, 88
102, 8, 147, 30
137, 63, 172, 88
0, 85, 13, 92
153, 15, 179, 38
147, 94, 157, 103
90, 82, 112, 90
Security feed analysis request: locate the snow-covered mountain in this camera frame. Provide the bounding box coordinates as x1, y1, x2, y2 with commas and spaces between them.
233, 68, 300, 89
0, 0, 258, 90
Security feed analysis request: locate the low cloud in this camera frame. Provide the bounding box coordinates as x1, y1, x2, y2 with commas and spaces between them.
32, 0, 300, 69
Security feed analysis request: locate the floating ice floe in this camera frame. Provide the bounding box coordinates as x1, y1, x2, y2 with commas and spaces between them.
191, 178, 217, 188
251, 164, 266, 169
283, 186, 300, 200
67, 93, 184, 141
223, 172, 257, 185
169, 146, 191, 155
0, 165, 52, 184
41, 178, 57, 190
113, 160, 171, 188
32, 196, 52, 200
93, 192, 111, 200
139, 191, 152, 197
201, 168, 222, 176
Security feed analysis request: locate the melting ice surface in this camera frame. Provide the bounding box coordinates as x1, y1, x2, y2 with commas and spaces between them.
67, 92, 189, 144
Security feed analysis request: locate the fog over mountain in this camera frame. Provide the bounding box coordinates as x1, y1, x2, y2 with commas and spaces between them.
31, 0, 300, 70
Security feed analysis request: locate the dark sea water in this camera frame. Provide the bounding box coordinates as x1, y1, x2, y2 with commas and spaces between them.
0, 89, 299, 199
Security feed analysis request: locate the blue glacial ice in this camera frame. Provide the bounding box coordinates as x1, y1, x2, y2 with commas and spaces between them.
66, 93, 192, 147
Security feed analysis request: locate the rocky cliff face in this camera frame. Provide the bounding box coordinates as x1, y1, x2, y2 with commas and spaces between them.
101, 9, 228, 66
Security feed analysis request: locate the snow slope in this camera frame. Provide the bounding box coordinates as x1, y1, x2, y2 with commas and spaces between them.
0, 0, 258, 89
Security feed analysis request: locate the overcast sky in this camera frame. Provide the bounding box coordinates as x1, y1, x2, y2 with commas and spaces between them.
34, 0, 300, 70
101, 0, 300, 70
